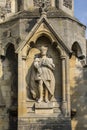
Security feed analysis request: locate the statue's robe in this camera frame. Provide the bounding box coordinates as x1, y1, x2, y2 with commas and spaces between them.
29, 56, 55, 100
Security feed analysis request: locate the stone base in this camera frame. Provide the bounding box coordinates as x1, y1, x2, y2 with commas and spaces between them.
35, 102, 54, 114
18, 117, 71, 130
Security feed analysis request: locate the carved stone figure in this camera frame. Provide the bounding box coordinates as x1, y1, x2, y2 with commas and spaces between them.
30, 46, 55, 103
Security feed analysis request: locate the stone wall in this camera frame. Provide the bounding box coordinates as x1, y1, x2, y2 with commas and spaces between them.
70, 55, 87, 130
0, 108, 9, 130
58, 0, 74, 16
18, 17, 86, 57
48, 18, 86, 57
0, 1, 87, 129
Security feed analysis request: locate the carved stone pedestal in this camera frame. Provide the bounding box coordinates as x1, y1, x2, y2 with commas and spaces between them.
35, 102, 54, 114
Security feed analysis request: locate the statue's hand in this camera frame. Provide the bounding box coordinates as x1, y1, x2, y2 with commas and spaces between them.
42, 59, 47, 66
34, 58, 40, 69
31, 90, 36, 99
34, 63, 39, 69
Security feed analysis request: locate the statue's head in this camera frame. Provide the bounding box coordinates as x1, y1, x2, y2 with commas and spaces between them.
40, 46, 48, 56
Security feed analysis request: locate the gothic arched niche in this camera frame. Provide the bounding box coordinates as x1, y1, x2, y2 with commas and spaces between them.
71, 42, 86, 69
2, 43, 18, 130
2, 44, 18, 107
6, 44, 18, 106
72, 42, 83, 58
26, 36, 62, 103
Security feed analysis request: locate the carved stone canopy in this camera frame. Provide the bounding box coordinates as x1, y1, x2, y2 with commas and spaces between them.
16, 14, 71, 56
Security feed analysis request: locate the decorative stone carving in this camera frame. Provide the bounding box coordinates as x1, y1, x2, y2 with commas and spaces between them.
0, 0, 11, 14
0, 0, 11, 21
33, 0, 51, 9
5, 0, 11, 13
30, 46, 55, 103
63, 0, 72, 9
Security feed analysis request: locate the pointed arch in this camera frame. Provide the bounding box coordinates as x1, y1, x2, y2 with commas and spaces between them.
71, 42, 83, 58
34, 35, 62, 56
4, 43, 18, 130
2, 43, 16, 57
6, 43, 15, 58
34, 32, 55, 44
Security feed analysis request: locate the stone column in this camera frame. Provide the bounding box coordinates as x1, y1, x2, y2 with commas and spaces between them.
18, 52, 23, 117
18, 51, 27, 118
11, 0, 18, 13
51, 0, 55, 7
66, 56, 71, 117
61, 55, 67, 116
0, 57, 3, 80
21, 54, 27, 115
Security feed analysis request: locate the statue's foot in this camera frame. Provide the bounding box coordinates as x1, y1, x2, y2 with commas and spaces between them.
38, 98, 43, 103
45, 99, 49, 103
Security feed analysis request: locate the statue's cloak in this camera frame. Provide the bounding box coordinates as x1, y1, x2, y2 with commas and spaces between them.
29, 57, 55, 100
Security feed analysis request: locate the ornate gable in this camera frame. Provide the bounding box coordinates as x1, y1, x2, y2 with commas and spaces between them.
16, 15, 71, 56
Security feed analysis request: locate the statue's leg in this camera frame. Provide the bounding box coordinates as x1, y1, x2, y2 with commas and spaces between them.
38, 80, 43, 102
45, 87, 49, 103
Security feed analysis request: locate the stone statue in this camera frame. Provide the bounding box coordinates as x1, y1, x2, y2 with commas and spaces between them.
30, 46, 55, 103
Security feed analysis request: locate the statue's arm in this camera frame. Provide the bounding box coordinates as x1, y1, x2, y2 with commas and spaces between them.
48, 59, 55, 70
42, 58, 55, 70
34, 58, 40, 69
50, 59, 55, 68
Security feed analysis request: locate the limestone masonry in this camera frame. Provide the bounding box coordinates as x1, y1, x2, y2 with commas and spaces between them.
0, 0, 87, 130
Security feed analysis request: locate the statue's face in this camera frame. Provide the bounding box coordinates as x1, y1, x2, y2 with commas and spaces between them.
40, 46, 48, 56
41, 49, 47, 56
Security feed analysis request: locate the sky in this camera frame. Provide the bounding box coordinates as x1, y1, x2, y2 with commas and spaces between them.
74, 0, 87, 37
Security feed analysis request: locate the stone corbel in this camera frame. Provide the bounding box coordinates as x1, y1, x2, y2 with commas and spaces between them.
70, 51, 86, 67
25, 41, 35, 59
78, 55, 86, 67
22, 55, 27, 60
0, 46, 6, 60
22, 50, 27, 60
80, 59, 86, 67
56, 44, 64, 55
22, 44, 31, 60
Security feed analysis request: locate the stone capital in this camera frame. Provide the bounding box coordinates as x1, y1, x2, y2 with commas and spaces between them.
61, 55, 66, 60
22, 55, 27, 60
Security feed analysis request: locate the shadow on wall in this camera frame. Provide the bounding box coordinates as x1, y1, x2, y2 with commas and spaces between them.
0, 44, 18, 130
71, 64, 87, 130
38, 117, 71, 130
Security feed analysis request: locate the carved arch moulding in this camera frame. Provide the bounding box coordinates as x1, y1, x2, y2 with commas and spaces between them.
19, 30, 70, 117
22, 31, 66, 59
0, 41, 17, 57
70, 41, 86, 67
